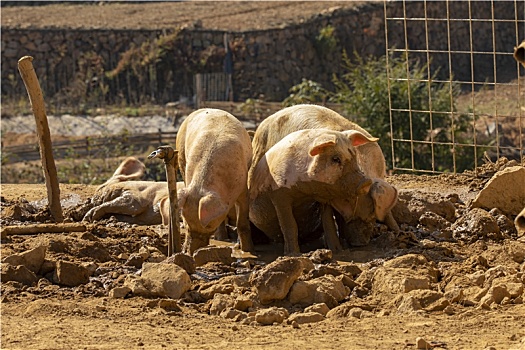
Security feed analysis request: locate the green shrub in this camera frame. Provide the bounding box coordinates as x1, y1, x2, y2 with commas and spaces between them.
283, 51, 477, 172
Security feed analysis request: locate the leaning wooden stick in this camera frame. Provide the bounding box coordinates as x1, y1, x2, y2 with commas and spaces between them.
17, 56, 63, 222
148, 146, 181, 255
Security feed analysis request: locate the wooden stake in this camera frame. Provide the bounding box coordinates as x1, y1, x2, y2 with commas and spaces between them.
148, 146, 181, 255
1, 223, 87, 239
17, 56, 63, 222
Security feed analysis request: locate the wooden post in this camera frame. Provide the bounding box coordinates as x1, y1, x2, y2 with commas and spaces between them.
18, 56, 63, 222
148, 146, 181, 255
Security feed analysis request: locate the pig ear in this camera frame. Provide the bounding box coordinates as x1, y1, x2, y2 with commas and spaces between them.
343, 130, 379, 147
112, 157, 146, 180
370, 180, 398, 221
198, 193, 228, 228
309, 134, 337, 156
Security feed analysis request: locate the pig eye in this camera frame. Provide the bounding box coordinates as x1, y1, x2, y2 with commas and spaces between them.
332, 156, 342, 164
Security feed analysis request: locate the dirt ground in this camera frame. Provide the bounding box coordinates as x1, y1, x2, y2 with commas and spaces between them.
2, 2, 525, 349
1, 159, 525, 350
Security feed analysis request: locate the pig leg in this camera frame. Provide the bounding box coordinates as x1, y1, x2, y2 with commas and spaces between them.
271, 195, 300, 255
214, 222, 229, 241
83, 193, 146, 222
235, 188, 255, 253
321, 204, 343, 252
183, 231, 212, 255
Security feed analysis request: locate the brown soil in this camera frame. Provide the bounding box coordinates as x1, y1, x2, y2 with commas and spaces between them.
2, 162, 525, 350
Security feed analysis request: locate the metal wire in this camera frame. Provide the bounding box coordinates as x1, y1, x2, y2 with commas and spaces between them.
384, 0, 524, 174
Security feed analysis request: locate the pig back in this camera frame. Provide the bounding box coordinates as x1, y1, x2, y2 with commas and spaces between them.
249, 104, 386, 186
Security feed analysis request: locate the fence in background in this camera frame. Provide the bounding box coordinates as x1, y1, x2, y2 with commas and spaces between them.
383, 0, 524, 174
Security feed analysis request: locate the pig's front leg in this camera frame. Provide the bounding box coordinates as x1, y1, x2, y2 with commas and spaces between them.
271, 194, 300, 256
321, 204, 343, 252
83, 192, 144, 222
235, 187, 255, 253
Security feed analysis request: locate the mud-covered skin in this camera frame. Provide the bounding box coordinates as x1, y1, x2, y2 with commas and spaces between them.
248, 104, 399, 247
80, 157, 173, 225
250, 128, 375, 255
176, 108, 254, 254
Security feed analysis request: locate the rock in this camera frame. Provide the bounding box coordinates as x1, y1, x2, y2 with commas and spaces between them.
419, 211, 452, 231
452, 208, 502, 241
396, 295, 423, 313
53, 260, 90, 287
109, 286, 132, 299
1, 263, 38, 286
1, 245, 46, 274
250, 257, 314, 304
392, 190, 456, 226
193, 246, 233, 267
255, 307, 289, 325
234, 294, 254, 312
307, 249, 333, 264
209, 293, 235, 315
158, 299, 181, 312
220, 307, 246, 320
288, 311, 325, 324
125, 253, 147, 268
139, 262, 191, 299
288, 274, 349, 308
416, 337, 432, 349
165, 253, 196, 274
200, 283, 235, 300
472, 166, 525, 216
304, 303, 330, 316
480, 285, 511, 305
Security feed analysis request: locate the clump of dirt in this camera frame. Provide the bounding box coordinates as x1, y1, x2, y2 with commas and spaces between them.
1, 159, 524, 349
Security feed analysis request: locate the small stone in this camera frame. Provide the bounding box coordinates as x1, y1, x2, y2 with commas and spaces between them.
109, 286, 131, 299
416, 337, 431, 349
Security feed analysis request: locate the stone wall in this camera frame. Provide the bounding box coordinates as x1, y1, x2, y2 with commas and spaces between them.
1, 1, 523, 106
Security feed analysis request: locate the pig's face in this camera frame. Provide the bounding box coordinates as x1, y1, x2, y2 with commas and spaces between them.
304, 130, 374, 200
331, 178, 398, 223
178, 188, 228, 235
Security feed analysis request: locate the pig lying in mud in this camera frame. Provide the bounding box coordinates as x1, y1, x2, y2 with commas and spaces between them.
80, 157, 172, 225
249, 128, 376, 255
249, 104, 399, 248
176, 108, 255, 254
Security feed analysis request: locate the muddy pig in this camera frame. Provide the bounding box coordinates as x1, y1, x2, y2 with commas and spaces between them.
249, 104, 399, 247
81, 157, 174, 225
249, 128, 376, 255
176, 108, 255, 254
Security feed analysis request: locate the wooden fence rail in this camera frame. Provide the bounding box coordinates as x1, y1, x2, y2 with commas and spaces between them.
1, 131, 178, 164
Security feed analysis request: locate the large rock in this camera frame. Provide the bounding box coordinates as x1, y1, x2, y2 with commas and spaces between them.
139, 262, 192, 299
472, 166, 525, 216
193, 246, 233, 267
1, 263, 38, 286
53, 260, 90, 287
288, 275, 350, 308
1, 245, 46, 274
250, 257, 314, 304
452, 208, 502, 241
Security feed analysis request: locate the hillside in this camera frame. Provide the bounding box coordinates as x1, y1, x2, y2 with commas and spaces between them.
1, 1, 366, 31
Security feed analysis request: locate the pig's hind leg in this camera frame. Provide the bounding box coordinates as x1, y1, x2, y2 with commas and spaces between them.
83, 191, 145, 222
235, 188, 255, 253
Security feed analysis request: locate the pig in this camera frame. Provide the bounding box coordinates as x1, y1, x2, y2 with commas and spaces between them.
176, 108, 255, 254
248, 104, 399, 247
81, 157, 173, 225
249, 128, 376, 255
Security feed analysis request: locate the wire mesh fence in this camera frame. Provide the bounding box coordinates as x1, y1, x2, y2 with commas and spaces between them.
383, 0, 524, 174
